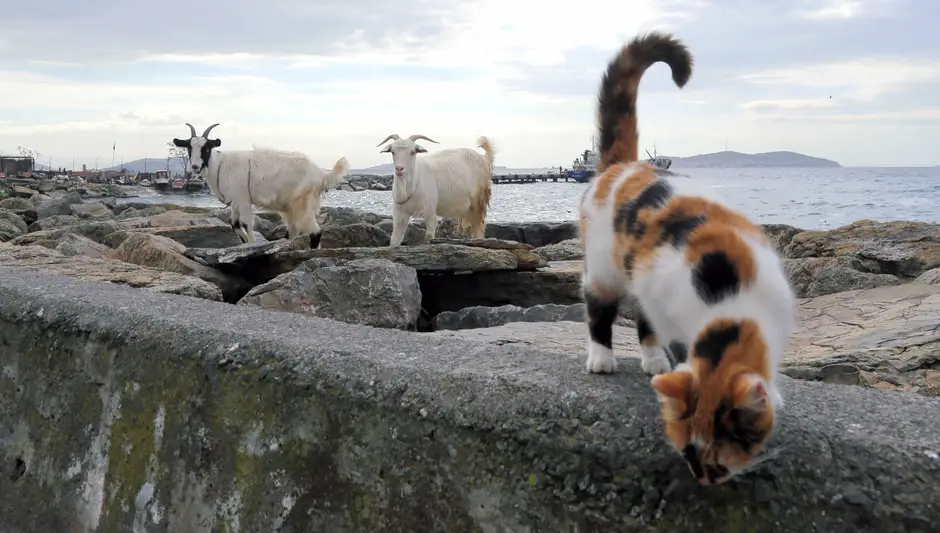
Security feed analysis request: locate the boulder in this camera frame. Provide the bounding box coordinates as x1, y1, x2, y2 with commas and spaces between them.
783, 257, 901, 298
0, 209, 28, 242
104, 224, 245, 249
69, 202, 114, 220
0, 197, 34, 210
534, 239, 584, 262
433, 303, 591, 331
27, 231, 110, 258
760, 223, 804, 254
116, 205, 168, 219
914, 268, 940, 285
10, 185, 35, 199
28, 214, 79, 231
0, 245, 222, 301
485, 221, 578, 247
320, 206, 387, 227
108, 232, 249, 301
319, 222, 390, 248
35, 191, 83, 218
239, 258, 422, 330
14, 218, 151, 247
785, 219, 940, 278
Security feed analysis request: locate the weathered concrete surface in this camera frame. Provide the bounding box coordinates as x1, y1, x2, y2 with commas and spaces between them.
433, 284, 940, 396
0, 269, 938, 533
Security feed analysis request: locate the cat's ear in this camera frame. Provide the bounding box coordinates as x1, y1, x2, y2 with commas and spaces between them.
731, 373, 770, 413
651, 369, 695, 412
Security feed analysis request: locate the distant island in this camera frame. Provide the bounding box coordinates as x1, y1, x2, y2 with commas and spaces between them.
665, 150, 841, 169
91, 150, 840, 175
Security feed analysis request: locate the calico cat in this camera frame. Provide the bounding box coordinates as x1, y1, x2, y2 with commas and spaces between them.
578, 32, 797, 485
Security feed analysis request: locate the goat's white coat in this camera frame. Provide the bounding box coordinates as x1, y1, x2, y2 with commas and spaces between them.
184, 134, 348, 243
580, 162, 795, 407
381, 136, 495, 246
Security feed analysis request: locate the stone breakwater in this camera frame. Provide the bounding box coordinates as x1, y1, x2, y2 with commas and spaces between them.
1, 269, 939, 532
1, 189, 939, 395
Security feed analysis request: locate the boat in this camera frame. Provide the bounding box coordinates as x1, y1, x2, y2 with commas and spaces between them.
138, 179, 152, 187
645, 143, 673, 170
565, 138, 599, 183
153, 170, 170, 191
184, 177, 207, 192
171, 177, 186, 191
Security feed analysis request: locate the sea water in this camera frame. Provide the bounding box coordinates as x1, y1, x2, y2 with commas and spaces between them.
114, 166, 940, 231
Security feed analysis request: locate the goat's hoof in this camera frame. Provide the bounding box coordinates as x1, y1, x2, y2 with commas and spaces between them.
309, 232, 322, 249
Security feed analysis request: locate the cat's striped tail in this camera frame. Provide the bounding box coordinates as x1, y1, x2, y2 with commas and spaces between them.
596, 32, 693, 172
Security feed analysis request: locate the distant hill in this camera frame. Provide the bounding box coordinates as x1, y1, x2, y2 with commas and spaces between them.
101, 150, 839, 176
666, 151, 841, 168
104, 158, 186, 174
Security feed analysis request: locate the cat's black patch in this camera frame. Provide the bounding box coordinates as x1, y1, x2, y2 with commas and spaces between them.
668, 340, 689, 364
615, 179, 672, 236
585, 292, 619, 350
713, 401, 768, 452
682, 444, 704, 479
693, 322, 740, 367
636, 312, 656, 346
622, 252, 634, 273
692, 251, 740, 304
659, 213, 706, 247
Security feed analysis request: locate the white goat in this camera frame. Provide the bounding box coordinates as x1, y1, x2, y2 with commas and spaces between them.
173, 123, 349, 247
377, 133, 495, 246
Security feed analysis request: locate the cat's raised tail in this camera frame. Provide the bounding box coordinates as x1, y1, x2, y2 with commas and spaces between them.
596, 32, 693, 172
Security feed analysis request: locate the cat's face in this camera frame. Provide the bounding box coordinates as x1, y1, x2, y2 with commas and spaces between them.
651, 366, 775, 485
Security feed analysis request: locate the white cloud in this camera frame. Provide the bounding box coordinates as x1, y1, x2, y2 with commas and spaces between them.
795, 0, 893, 20
738, 57, 940, 102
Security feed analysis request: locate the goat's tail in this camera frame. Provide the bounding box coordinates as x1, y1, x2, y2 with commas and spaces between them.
476, 136, 496, 170
323, 156, 350, 187
596, 32, 692, 172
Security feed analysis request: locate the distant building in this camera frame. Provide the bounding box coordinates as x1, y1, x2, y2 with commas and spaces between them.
0, 156, 34, 175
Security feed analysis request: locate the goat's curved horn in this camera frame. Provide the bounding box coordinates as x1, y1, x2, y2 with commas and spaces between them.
184, 122, 197, 138
408, 134, 439, 144
376, 134, 400, 147
202, 123, 220, 138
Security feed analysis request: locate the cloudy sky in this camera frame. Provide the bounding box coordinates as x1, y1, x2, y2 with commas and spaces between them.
1, 0, 937, 170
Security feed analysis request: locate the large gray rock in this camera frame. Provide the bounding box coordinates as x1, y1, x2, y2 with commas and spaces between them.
69, 202, 114, 220
783, 257, 901, 298
319, 222, 390, 248
0, 245, 222, 300
0, 197, 34, 211
535, 239, 584, 262
104, 224, 246, 249
785, 219, 940, 278
14, 218, 151, 246
320, 206, 387, 227
433, 303, 595, 331
27, 214, 79, 231
0, 270, 936, 532
28, 231, 110, 258
485, 221, 578, 247
239, 257, 422, 329
108, 232, 249, 301
914, 268, 940, 285
0, 209, 28, 242
35, 191, 83, 218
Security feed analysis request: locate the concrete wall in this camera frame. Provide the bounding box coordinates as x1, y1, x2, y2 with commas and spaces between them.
0, 266, 938, 533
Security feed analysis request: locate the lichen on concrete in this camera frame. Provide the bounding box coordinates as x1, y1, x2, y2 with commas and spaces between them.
0, 267, 939, 532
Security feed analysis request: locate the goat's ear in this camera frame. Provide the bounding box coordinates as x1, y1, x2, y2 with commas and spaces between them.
172, 138, 189, 148
414, 144, 427, 154
208, 138, 222, 148
379, 145, 391, 153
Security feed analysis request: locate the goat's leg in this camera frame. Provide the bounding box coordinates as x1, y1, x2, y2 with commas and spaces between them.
423, 209, 438, 242
231, 202, 255, 243
389, 208, 410, 247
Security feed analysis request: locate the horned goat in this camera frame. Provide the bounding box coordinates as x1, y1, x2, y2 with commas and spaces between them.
172, 123, 349, 248
377, 133, 495, 246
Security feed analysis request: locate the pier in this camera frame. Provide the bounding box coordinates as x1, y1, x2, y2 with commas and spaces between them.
491, 173, 589, 184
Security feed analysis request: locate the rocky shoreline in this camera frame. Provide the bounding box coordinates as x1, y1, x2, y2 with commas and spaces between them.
1, 187, 938, 396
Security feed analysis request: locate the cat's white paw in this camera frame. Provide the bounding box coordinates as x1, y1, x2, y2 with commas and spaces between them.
586, 343, 617, 374
641, 347, 672, 375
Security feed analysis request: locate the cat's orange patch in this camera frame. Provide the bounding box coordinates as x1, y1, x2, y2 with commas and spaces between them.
591, 163, 626, 204
683, 223, 758, 285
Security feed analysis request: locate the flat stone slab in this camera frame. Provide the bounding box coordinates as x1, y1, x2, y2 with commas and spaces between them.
429, 284, 940, 396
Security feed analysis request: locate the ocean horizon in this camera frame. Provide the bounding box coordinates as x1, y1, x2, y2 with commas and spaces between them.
115, 166, 940, 231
